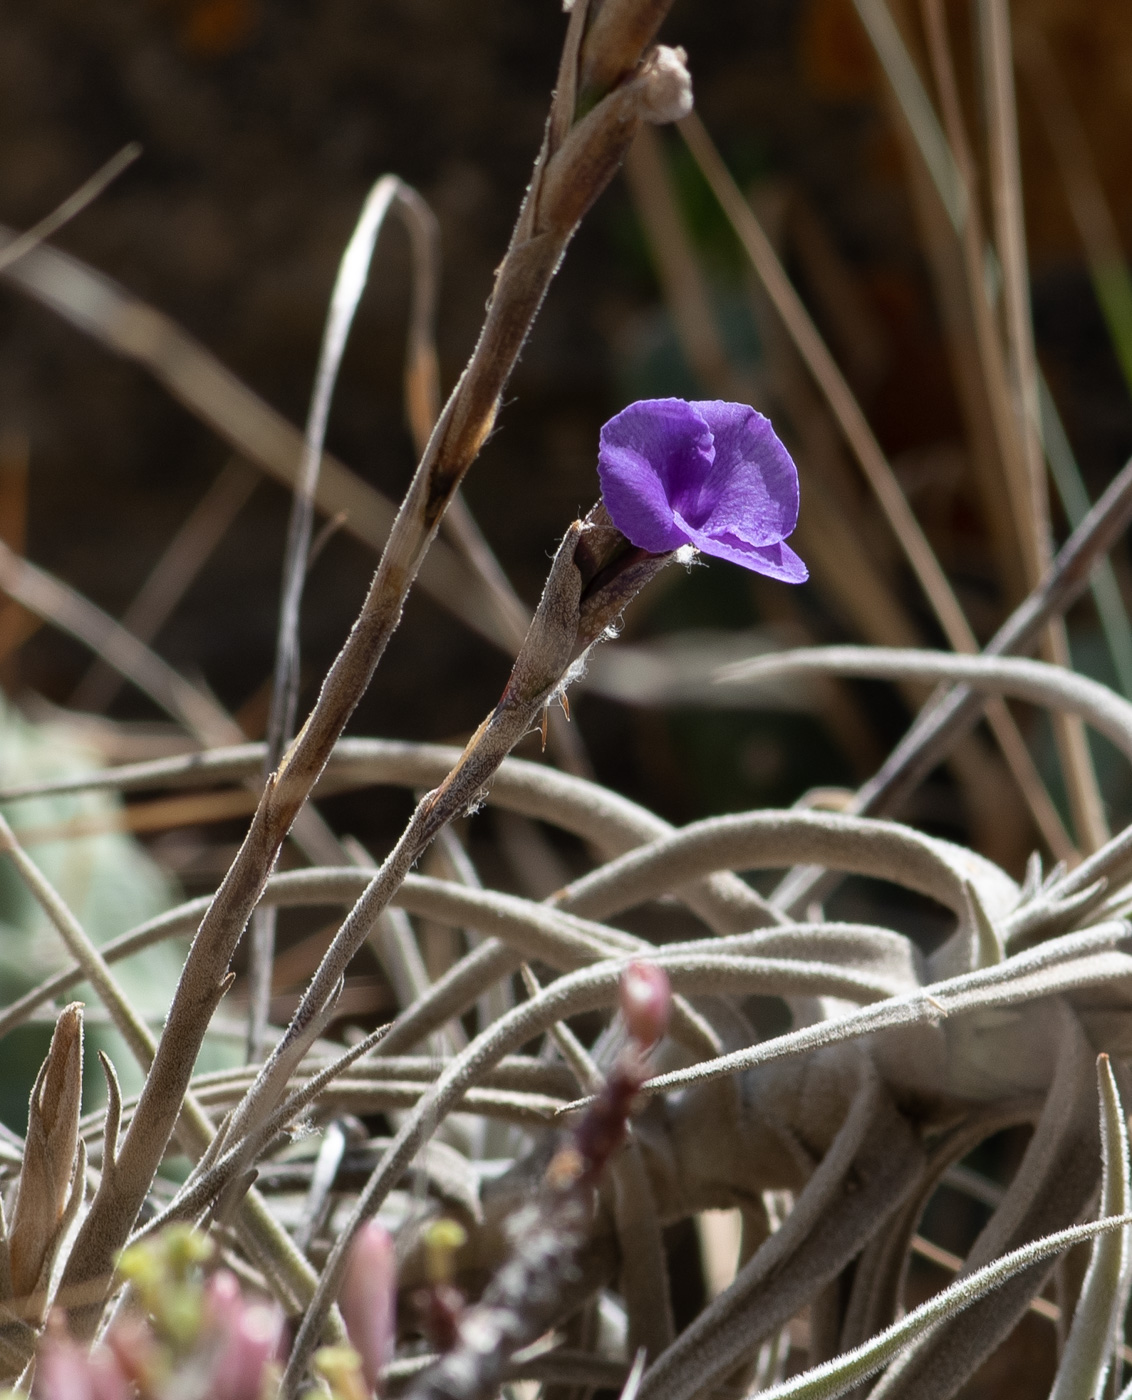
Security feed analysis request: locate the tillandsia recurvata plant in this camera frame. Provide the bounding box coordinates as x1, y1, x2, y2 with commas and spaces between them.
6, 1, 1132, 1400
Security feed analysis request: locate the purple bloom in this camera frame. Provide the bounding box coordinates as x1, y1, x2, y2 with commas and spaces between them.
597, 398, 807, 581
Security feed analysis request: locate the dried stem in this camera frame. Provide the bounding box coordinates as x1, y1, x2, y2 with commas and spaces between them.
57, 6, 692, 1328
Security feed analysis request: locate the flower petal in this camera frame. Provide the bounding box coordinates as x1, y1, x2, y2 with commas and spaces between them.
689, 401, 799, 544
675, 511, 809, 580
598, 399, 713, 553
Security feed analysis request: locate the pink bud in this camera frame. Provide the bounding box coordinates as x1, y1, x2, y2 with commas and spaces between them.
204, 1268, 243, 1328
619, 961, 671, 1047
339, 1220, 397, 1390
211, 1300, 284, 1400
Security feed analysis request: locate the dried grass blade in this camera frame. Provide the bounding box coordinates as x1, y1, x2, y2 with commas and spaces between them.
851, 0, 964, 227
248, 175, 402, 1062
387, 182, 536, 660
1038, 379, 1132, 699
977, 0, 1107, 850
917, 0, 1132, 707
0, 144, 139, 278
676, 110, 1067, 856
0, 538, 241, 747
624, 124, 743, 396
1015, 25, 1132, 392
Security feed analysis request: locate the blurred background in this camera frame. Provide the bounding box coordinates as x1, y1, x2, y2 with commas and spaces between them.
1, 1, 1132, 1390
0, 0, 1130, 851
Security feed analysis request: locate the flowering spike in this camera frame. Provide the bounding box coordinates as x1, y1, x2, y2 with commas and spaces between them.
339, 1220, 397, 1390
620, 961, 672, 1048
597, 398, 807, 580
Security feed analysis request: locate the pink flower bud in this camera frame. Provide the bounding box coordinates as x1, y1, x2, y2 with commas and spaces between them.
619, 961, 671, 1047
339, 1220, 397, 1390
211, 1299, 284, 1400
204, 1268, 243, 1328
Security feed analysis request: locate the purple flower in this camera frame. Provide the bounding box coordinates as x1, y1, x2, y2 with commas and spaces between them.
597, 398, 807, 581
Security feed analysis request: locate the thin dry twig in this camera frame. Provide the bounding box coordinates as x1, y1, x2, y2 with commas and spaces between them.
0, 534, 343, 866
0, 538, 242, 748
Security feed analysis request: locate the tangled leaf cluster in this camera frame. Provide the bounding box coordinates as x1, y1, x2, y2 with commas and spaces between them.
0, 1, 1131, 1399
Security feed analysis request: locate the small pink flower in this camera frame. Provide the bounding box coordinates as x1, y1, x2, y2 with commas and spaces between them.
203, 1268, 243, 1328
339, 1220, 397, 1391
619, 961, 672, 1048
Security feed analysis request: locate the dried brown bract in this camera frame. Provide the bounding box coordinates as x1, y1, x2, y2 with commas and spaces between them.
5, 1004, 85, 1333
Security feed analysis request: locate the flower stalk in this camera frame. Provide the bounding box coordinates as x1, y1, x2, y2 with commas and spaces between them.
56, 0, 693, 1332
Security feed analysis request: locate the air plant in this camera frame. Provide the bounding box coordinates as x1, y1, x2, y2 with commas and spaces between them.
1, 1, 1132, 1400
